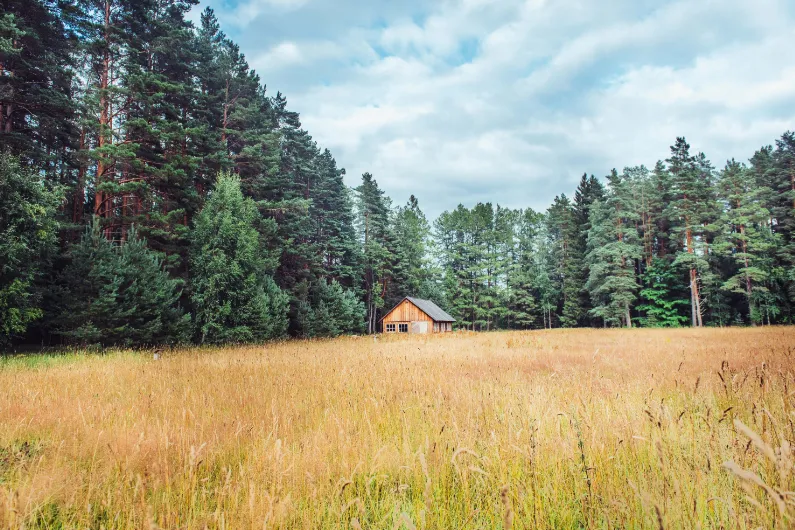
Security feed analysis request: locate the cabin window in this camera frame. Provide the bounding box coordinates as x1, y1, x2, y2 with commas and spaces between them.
433, 322, 439, 332
386, 323, 396, 333
399, 323, 409, 333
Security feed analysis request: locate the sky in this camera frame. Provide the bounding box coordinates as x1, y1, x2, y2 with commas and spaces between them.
191, 0, 795, 219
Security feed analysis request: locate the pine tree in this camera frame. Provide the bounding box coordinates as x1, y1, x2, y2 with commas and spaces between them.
116, 0, 201, 265
389, 195, 432, 304
434, 205, 475, 328
469, 202, 498, 330
312, 149, 359, 286
77, 0, 148, 233
192, 7, 232, 185
506, 208, 543, 329
714, 159, 776, 324
771, 133, 795, 322
534, 223, 559, 329
585, 170, 642, 327
354, 173, 394, 333
666, 137, 714, 327
649, 160, 674, 260
0, 154, 62, 346
189, 173, 288, 344
0, 0, 77, 175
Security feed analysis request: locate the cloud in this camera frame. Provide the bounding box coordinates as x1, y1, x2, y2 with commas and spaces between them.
226, 0, 311, 26
194, 0, 795, 219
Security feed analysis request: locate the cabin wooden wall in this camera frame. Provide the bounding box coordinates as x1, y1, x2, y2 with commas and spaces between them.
382, 300, 433, 324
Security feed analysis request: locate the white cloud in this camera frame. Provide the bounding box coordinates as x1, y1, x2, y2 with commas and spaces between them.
249, 41, 304, 70
226, 0, 310, 27
197, 0, 795, 217
584, 28, 795, 171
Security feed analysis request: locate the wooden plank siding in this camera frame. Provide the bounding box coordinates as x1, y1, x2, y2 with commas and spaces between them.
382, 299, 434, 325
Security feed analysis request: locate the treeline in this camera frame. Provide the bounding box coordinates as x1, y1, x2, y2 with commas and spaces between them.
435, 136, 795, 329
1, 1, 794, 349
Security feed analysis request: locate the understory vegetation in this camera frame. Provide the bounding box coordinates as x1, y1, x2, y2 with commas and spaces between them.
1, 328, 794, 528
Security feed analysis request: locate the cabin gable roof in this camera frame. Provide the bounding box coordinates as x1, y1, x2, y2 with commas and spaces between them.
380, 297, 456, 323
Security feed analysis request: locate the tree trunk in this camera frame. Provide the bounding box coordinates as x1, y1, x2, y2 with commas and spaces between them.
686, 224, 702, 327
95, 0, 112, 225
73, 128, 86, 226
221, 80, 229, 145
741, 225, 755, 325
3, 104, 11, 133
693, 272, 703, 327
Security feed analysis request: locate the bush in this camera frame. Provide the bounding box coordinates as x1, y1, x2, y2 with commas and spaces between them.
0, 153, 60, 346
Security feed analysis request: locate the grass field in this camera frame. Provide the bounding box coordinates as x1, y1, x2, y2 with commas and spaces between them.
1, 328, 794, 529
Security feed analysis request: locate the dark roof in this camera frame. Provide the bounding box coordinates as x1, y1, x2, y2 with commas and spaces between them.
381, 297, 456, 322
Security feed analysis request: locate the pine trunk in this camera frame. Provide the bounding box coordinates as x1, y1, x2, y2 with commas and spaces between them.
73, 128, 87, 225
686, 225, 702, 327
95, 0, 112, 225
741, 226, 754, 325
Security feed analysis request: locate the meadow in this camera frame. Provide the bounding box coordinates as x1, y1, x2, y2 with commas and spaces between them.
1, 328, 794, 529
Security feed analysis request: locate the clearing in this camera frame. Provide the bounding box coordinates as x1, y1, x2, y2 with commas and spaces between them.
1, 328, 794, 528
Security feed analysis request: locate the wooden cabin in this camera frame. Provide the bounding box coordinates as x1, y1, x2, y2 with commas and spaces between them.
380, 297, 455, 334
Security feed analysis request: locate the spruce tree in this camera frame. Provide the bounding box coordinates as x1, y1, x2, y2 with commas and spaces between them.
189, 173, 288, 344
546, 195, 579, 327
302, 280, 365, 338
571, 173, 605, 326
52, 221, 190, 346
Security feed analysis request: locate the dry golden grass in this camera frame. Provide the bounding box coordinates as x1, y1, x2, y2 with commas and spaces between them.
1, 327, 795, 529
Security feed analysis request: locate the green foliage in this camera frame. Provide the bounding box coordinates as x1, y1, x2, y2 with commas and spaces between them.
585, 185, 642, 328
0, 1, 76, 168
0, 154, 61, 346
355, 173, 394, 334
52, 221, 190, 347
301, 280, 365, 338
388, 195, 432, 305
636, 259, 689, 327
665, 138, 718, 327
570, 174, 606, 326
546, 195, 581, 327
713, 160, 777, 324
189, 173, 288, 344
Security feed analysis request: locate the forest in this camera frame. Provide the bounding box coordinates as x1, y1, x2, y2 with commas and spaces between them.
1, 0, 794, 348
